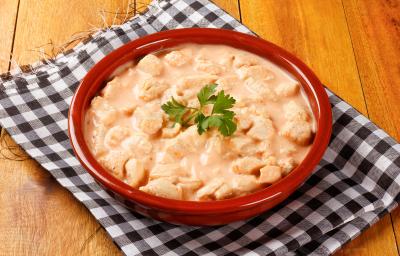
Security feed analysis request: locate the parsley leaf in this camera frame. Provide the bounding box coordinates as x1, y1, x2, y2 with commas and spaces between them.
162, 84, 237, 136
212, 90, 236, 115
217, 116, 237, 136
197, 83, 217, 107
195, 113, 207, 134
200, 115, 237, 136
161, 97, 188, 124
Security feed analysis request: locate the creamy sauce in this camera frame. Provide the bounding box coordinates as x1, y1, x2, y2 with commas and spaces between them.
84, 44, 315, 201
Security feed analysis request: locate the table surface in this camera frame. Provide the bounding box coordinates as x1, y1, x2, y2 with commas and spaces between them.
0, 0, 399, 255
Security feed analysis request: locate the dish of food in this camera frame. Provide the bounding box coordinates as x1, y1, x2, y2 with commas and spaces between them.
84, 44, 316, 201
69, 28, 331, 225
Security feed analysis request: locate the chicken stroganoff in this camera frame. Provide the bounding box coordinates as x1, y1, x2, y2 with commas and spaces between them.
84, 44, 316, 201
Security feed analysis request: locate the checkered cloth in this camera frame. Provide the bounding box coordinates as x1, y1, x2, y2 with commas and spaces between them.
1, 0, 399, 255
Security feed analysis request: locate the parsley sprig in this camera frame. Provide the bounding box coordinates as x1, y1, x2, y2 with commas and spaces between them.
161, 84, 237, 136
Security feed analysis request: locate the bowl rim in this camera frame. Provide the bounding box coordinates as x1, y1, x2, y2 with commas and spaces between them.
68, 28, 332, 215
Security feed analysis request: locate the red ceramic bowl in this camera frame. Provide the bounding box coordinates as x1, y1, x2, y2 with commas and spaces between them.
68, 28, 332, 226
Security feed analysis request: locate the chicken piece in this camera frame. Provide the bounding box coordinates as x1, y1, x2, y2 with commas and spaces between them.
233, 53, 259, 68
280, 145, 296, 156
237, 65, 275, 81
245, 78, 277, 101
283, 101, 310, 122
139, 178, 183, 200
101, 78, 128, 100
121, 133, 153, 157
278, 157, 297, 175
90, 124, 108, 157
161, 123, 181, 138
119, 104, 137, 116
160, 88, 185, 105
216, 75, 241, 92
231, 175, 260, 194
247, 116, 275, 141
196, 178, 224, 200
137, 78, 168, 101
195, 60, 225, 75
164, 50, 190, 67
259, 166, 282, 184
178, 177, 203, 190
164, 138, 192, 159
280, 120, 313, 145
103, 126, 131, 148
90, 96, 119, 126
155, 176, 180, 184
236, 114, 253, 131
156, 151, 177, 164
275, 81, 300, 97
232, 157, 265, 175
257, 140, 273, 155
214, 183, 234, 200
179, 90, 195, 102
200, 135, 224, 165
149, 164, 187, 180
233, 107, 254, 131
165, 125, 207, 158
248, 105, 271, 119
133, 106, 163, 135
137, 54, 163, 76
229, 135, 258, 156
176, 75, 218, 92
177, 177, 203, 200
205, 134, 224, 154
91, 91, 110, 108
125, 158, 146, 188
263, 155, 278, 166
99, 149, 131, 179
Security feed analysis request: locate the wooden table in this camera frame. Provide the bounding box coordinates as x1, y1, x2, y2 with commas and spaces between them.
0, 0, 399, 255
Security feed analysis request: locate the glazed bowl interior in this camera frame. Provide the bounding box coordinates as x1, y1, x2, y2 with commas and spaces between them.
68, 28, 332, 215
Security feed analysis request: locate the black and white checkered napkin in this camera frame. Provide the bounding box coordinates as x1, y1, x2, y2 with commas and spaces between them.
1, 0, 399, 255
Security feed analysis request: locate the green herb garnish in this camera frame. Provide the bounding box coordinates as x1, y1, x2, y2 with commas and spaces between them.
161, 83, 237, 136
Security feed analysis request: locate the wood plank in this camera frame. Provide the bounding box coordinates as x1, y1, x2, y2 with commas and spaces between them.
0, 0, 19, 72
0, 0, 134, 255
240, 1, 397, 255
212, 0, 240, 20
0, 133, 119, 255
3, 0, 397, 255
342, 0, 400, 253
336, 216, 398, 256
342, 0, 400, 140
12, 0, 133, 64
0, 0, 240, 255
137, 0, 241, 20
240, 0, 367, 113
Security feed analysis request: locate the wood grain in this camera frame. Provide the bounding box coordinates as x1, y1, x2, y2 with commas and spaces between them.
12, 0, 133, 64
0, 0, 19, 72
335, 216, 398, 256
0, 1, 239, 255
0, 0, 134, 255
0, 0, 399, 255
212, 0, 240, 20
240, 0, 397, 255
342, 0, 400, 253
342, 0, 400, 140
137, 0, 241, 20
239, 0, 367, 113
0, 132, 119, 255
